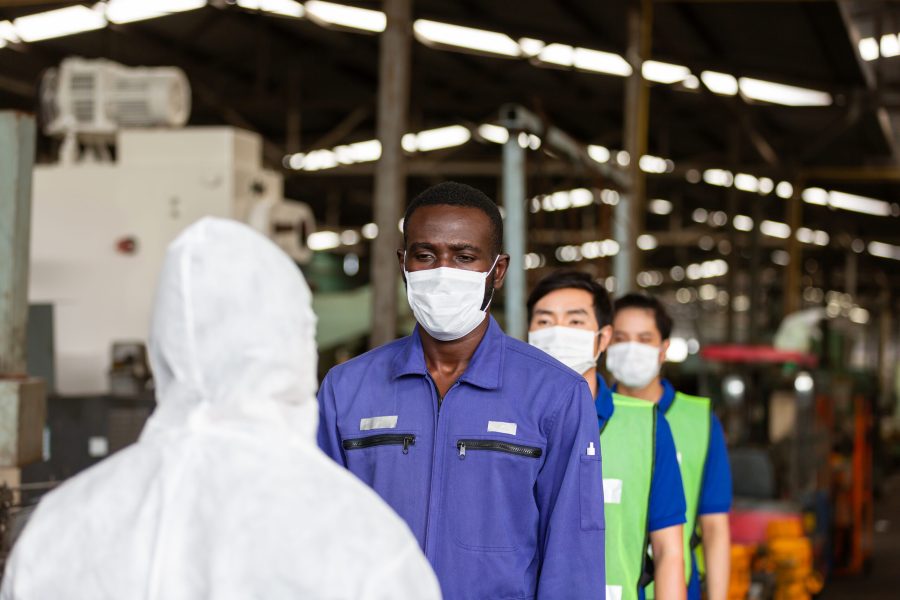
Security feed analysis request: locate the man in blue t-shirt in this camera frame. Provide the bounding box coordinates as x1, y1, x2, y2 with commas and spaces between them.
609, 293, 733, 600
527, 271, 687, 599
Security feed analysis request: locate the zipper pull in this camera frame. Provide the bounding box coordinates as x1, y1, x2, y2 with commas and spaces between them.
458, 441, 466, 459
402, 436, 412, 454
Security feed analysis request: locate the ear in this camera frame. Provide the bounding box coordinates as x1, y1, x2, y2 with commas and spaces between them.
396, 249, 406, 276
491, 254, 510, 290
597, 325, 613, 355
659, 339, 670, 365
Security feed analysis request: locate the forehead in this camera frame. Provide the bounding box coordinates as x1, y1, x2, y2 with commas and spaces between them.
533, 287, 594, 312
405, 204, 493, 249
613, 307, 658, 332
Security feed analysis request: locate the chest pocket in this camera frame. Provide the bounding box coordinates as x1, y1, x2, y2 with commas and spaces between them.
340, 431, 418, 508
446, 435, 544, 552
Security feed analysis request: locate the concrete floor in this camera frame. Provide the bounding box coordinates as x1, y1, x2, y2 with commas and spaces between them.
820, 474, 900, 599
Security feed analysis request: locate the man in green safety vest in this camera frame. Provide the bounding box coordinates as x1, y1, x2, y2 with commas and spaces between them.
527, 271, 687, 600
608, 293, 733, 600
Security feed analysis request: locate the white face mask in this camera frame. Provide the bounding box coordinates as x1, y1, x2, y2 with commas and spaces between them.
606, 341, 662, 389
404, 254, 499, 342
528, 326, 599, 375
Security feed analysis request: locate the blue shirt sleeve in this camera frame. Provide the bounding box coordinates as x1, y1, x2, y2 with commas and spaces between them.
698, 414, 732, 515
316, 371, 347, 466
648, 413, 687, 532
535, 378, 606, 598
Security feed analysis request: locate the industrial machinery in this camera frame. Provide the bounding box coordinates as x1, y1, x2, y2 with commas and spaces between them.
29, 59, 315, 397
701, 342, 874, 599
41, 57, 191, 163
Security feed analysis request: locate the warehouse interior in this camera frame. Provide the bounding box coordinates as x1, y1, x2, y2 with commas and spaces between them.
1, 0, 899, 598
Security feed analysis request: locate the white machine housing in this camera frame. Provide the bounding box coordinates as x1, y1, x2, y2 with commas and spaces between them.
42, 57, 191, 140
29, 127, 315, 396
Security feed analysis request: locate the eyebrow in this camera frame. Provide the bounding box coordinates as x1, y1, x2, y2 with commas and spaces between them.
408, 241, 482, 253
565, 308, 590, 316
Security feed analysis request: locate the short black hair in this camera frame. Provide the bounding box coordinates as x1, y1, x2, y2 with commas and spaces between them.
403, 181, 503, 256
613, 293, 673, 340
527, 270, 613, 329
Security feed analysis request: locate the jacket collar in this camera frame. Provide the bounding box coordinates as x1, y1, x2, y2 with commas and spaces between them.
389, 316, 505, 390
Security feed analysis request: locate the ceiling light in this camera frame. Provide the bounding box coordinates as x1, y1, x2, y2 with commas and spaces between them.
414, 19, 520, 58
333, 139, 381, 164
616, 150, 631, 166
308, 231, 341, 251
700, 71, 738, 96
537, 43, 575, 67
758, 177, 774, 194
305, 1, 385, 33
738, 77, 832, 107
859, 37, 879, 61
760, 220, 791, 239
107, 0, 208, 24
776, 181, 794, 199
477, 124, 509, 144
682, 74, 700, 89
361, 223, 378, 239
518, 37, 545, 57
868, 241, 900, 260
733, 215, 754, 231
300, 149, 339, 171
569, 188, 594, 207
649, 199, 673, 215
771, 249, 790, 266
703, 168, 733, 187
802, 187, 827, 205
642, 60, 690, 84
827, 190, 892, 216
849, 307, 870, 325
588, 145, 610, 163
734, 173, 759, 192
14, 5, 106, 41
692, 208, 708, 223
573, 47, 632, 76
237, 0, 304, 18
639, 154, 668, 173
0, 21, 20, 45
699, 284, 718, 301
408, 125, 471, 152
881, 34, 900, 58
637, 234, 658, 250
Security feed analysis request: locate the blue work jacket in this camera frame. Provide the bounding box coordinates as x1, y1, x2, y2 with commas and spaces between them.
317, 317, 606, 600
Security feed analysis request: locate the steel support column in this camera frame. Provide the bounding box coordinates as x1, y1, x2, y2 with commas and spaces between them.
784, 179, 803, 316
0, 112, 35, 376
501, 115, 527, 340
615, 0, 652, 293
370, 0, 411, 348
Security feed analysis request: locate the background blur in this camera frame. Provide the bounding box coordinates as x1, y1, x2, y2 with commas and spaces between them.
0, 1, 899, 598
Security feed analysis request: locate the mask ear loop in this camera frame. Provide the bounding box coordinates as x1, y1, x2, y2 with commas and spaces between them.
480, 254, 502, 311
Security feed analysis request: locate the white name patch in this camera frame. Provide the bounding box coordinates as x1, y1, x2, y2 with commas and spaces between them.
606, 585, 623, 600
487, 421, 517, 436
603, 478, 623, 504
359, 416, 399, 431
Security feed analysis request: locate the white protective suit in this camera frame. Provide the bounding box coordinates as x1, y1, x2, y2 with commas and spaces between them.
1, 217, 441, 600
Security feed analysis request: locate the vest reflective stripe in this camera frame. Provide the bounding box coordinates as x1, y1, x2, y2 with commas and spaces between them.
602, 394, 656, 600
665, 391, 712, 584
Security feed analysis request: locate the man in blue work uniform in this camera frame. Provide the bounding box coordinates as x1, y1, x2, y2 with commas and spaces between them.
317, 182, 605, 599
527, 271, 687, 600
608, 294, 733, 600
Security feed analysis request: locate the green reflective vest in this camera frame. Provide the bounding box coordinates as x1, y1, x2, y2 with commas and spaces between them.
602, 394, 657, 600
665, 391, 712, 585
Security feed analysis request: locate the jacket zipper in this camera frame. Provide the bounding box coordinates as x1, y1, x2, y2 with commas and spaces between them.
342, 433, 415, 454
456, 439, 542, 460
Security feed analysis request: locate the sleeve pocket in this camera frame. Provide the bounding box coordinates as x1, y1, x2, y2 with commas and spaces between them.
579, 454, 605, 531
